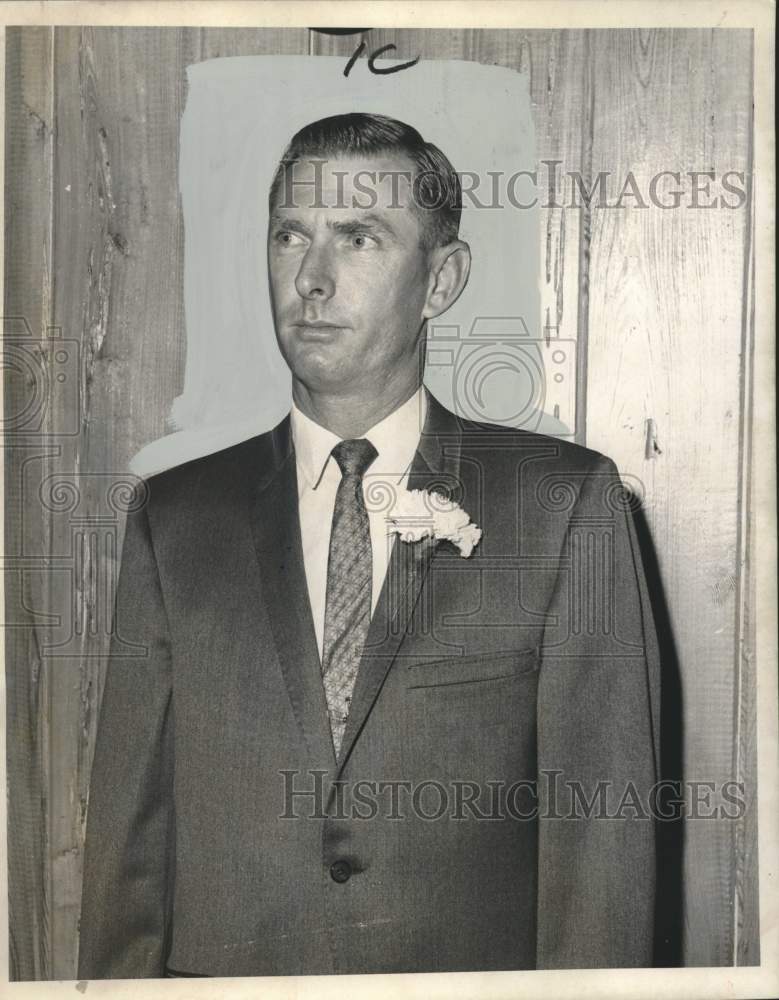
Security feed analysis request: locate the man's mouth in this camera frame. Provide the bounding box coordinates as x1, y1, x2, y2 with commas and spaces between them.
292, 320, 343, 329
291, 320, 346, 338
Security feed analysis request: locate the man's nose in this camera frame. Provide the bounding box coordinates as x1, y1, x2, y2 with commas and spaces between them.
295, 244, 335, 301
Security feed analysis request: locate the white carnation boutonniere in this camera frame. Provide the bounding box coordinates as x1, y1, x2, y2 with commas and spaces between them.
385, 489, 482, 558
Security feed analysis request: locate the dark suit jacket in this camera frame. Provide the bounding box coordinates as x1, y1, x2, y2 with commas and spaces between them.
77, 390, 661, 978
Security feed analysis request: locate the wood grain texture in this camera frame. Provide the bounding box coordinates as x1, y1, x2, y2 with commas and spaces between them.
3, 26, 757, 977
4, 26, 56, 981
734, 104, 758, 963
582, 28, 754, 966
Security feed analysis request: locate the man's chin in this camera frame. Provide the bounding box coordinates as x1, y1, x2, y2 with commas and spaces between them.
289, 354, 357, 394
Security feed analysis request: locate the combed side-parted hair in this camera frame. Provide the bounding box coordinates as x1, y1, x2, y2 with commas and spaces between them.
269, 112, 462, 251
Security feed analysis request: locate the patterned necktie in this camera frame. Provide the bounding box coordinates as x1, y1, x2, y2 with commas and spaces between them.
321, 438, 378, 758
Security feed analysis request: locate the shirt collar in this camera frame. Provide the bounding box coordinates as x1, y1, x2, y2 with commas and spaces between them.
290, 386, 427, 491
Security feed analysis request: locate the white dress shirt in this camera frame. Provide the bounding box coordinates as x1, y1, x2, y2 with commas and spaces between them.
290, 387, 427, 662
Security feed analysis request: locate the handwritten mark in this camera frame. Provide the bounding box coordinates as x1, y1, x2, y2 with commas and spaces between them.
344, 42, 420, 78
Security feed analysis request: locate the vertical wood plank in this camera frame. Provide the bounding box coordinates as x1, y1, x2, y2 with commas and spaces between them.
734, 84, 758, 961
443, 29, 590, 442
195, 26, 309, 59
583, 28, 754, 966
3, 25, 55, 981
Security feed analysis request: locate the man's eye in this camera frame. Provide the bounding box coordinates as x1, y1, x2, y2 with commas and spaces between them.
274, 230, 303, 246
350, 233, 375, 249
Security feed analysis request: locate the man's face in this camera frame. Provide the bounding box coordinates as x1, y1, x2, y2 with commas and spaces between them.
268, 154, 437, 396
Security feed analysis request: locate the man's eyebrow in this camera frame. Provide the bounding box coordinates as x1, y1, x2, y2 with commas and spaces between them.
269, 212, 401, 241
327, 214, 399, 239
269, 214, 311, 236
270, 212, 406, 240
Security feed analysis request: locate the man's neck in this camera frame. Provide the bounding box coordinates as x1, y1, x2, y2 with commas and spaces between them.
292, 379, 423, 440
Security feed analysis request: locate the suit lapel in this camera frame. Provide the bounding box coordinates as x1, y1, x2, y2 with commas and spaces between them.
246, 418, 337, 771
336, 391, 463, 772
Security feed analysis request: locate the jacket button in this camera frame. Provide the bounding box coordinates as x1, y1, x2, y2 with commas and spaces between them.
330, 860, 352, 883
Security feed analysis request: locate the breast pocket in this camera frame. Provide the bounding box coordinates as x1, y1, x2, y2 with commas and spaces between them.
400, 646, 539, 781
406, 645, 540, 690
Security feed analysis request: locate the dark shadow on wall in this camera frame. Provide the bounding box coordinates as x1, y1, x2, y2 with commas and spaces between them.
632, 503, 685, 968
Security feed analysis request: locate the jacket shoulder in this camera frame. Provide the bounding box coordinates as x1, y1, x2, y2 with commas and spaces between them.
456, 415, 617, 474
140, 424, 284, 509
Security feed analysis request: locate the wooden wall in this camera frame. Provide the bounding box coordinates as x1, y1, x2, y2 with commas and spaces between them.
3, 26, 756, 979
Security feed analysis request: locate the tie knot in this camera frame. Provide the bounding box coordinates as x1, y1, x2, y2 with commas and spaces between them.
332, 438, 378, 479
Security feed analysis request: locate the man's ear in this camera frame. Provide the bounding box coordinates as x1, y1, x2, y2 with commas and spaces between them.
422, 240, 472, 320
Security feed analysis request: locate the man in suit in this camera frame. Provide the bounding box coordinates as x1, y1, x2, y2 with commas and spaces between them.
78, 113, 661, 978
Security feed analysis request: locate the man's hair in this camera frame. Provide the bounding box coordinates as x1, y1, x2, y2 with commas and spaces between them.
268, 112, 462, 251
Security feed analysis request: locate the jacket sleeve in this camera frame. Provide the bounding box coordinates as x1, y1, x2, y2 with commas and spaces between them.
536, 454, 661, 968
77, 497, 175, 979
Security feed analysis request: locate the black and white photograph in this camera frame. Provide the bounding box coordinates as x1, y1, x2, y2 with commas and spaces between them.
1, 2, 776, 998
